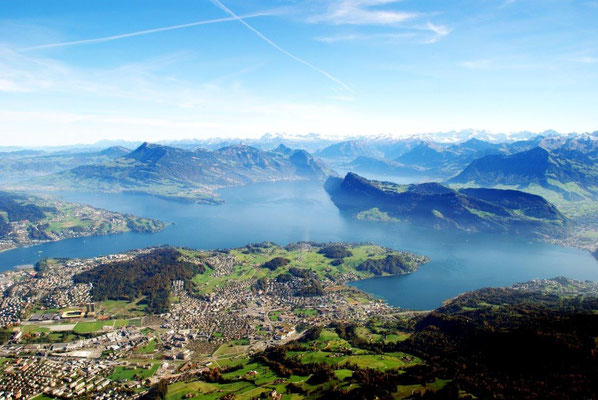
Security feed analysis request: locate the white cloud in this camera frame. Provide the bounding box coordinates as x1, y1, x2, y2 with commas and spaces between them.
575, 56, 597, 64
308, 0, 419, 25
0, 78, 29, 92
0, 47, 67, 93
315, 22, 450, 45
307, 1, 450, 45
327, 94, 355, 102
500, 0, 517, 8
425, 21, 451, 37
314, 32, 415, 43
0, 43, 360, 145
421, 21, 452, 44
460, 59, 492, 69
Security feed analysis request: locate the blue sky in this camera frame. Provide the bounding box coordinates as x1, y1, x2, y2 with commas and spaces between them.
1, 0, 597, 145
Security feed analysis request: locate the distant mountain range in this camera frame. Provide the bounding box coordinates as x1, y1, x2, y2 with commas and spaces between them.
20, 143, 334, 203
3, 130, 596, 180
0, 146, 130, 184
3, 131, 598, 213
1, 129, 565, 153
325, 173, 568, 238
315, 135, 551, 179
314, 133, 598, 218
348, 156, 424, 177
450, 143, 598, 202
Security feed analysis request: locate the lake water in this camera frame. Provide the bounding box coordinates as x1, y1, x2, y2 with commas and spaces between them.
1, 181, 596, 309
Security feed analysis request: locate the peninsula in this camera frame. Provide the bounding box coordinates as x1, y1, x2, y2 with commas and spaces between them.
0, 190, 166, 253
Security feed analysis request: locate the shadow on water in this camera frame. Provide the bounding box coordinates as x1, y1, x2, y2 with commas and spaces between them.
0, 180, 596, 309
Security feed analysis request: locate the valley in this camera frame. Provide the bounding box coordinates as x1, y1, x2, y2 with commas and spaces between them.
0, 147, 131, 184
5, 132, 598, 255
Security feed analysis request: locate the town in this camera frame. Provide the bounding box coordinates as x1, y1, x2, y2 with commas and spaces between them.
0, 242, 428, 399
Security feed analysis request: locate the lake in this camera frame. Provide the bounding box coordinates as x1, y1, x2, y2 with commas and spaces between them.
0, 181, 596, 309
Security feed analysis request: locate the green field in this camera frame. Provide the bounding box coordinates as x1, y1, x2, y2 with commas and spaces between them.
165, 323, 438, 399
268, 311, 282, 321
21, 325, 51, 333
99, 299, 147, 317
189, 243, 426, 295
136, 339, 156, 354
293, 308, 318, 317
166, 380, 256, 400
109, 362, 161, 381
213, 342, 249, 358
73, 320, 114, 334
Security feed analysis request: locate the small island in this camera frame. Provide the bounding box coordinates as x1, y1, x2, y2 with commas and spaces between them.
0, 190, 166, 252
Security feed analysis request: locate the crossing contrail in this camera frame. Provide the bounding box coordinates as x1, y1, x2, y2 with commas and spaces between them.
20, 13, 271, 51
206, 0, 351, 91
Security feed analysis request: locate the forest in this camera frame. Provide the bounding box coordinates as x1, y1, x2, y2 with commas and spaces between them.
73, 247, 204, 314
357, 254, 419, 275
317, 243, 354, 259
261, 257, 291, 271
0, 191, 52, 235
400, 287, 598, 399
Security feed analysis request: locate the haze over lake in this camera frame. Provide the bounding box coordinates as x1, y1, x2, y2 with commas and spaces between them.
1, 181, 596, 310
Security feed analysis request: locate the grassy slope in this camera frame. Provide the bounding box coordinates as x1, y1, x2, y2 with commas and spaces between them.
165, 326, 452, 400
189, 243, 427, 296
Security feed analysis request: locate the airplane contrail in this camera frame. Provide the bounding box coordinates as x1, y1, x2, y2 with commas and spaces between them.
206, 0, 351, 91
20, 13, 271, 51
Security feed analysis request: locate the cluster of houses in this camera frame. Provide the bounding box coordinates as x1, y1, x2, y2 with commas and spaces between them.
166, 285, 252, 342
0, 253, 139, 330
0, 296, 24, 327
0, 247, 409, 399
44, 283, 93, 310
0, 221, 29, 252
0, 357, 118, 399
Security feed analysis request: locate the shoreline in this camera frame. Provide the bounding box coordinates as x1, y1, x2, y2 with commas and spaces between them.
0, 223, 167, 257
12, 176, 329, 206
355, 213, 598, 263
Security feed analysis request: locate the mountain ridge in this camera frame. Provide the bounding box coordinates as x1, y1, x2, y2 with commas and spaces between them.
21, 142, 335, 203
325, 172, 568, 237
449, 146, 598, 201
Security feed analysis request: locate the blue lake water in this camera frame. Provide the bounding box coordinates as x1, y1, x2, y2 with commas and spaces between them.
0, 181, 596, 310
